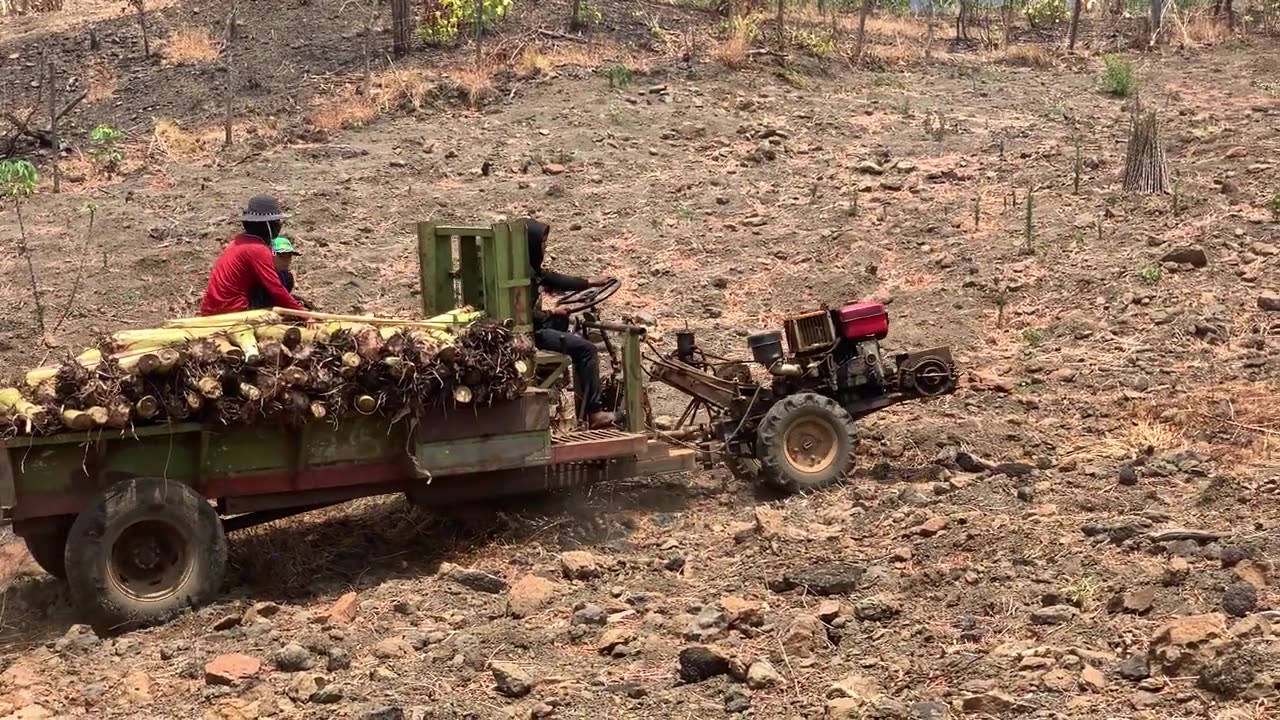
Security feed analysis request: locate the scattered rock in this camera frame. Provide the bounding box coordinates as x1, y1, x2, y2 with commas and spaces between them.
1108, 587, 1156, 615
1148, 612, 1228, 675
372, 637, 414, 659
287, 673, 325, 703
361, 707, 405, 720
678, 645, 731, 683
123, 670, 152, 703
326, 647, 351, 672
490, 662, 534, 698
746, 659, 782, 689
559, 551, 602, 580
542, 163, 566, 175
1257, 292, 1280, 312
325, 592, 359, 626
1220, 544, 1258, 568
205, 654, 261, 686
1162, 557, 1191, 586
211, 614, 241, 631
1031, 605, 1079, 625
572, 604, 608, 627
1198, 642, 1270, 697
55, 624, 100, 653
273, 643, 314, 672
1118, 465, 1139, 486
597, 628, 635, 655
724, 685, 752, 714
507, 575, 561, 618
442, 564, 509, 594
1080, 665, 1107, 691
959, 691, 1033, 715
778, 562, 865, 595
1160, 246, 1208, 268
856, 160, 885, 175
908, 701, 950, 720
1234, 560, 1268, 590
826, 673, 882, 702
908, 516, 949, 537
853, 596, 900, 622
1119, 654, 1151, 681
781, 614, 829, 657
244, 601, 281, 623
1222, 582, 1259, 618
684, 607, 730, 641
720, 596, 766, 628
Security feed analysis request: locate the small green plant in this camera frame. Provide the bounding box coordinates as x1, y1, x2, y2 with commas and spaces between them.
973, 195, 981, 229
1062, 576, 1099, 610
1072, 134, 1082, 195
1101, 55, 1136, 97
792, 29, 836, 58
88, 124, 126, 176
0, 159, 46, 334
607, 64, 633, 89
1269, 191, 1280, 222
578, 2, 604, 26
994, 291, 1009, 328
1022, 327, 1050, 347
1138, 266, 1163, 285
922, 111, 952, 141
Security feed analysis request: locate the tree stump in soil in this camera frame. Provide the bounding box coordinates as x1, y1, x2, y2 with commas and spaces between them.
1122, 108, 1172, 195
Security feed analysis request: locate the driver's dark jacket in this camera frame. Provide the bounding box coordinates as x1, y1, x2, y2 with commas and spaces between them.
526, 219, 590, 331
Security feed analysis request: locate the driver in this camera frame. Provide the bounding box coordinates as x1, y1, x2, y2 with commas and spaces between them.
525, 218, 616, 429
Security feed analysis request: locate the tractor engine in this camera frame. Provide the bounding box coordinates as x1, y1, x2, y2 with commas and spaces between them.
745, 301, 955, 407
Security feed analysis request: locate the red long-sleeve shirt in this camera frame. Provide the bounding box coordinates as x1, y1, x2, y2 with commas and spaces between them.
200, 234, 304, 315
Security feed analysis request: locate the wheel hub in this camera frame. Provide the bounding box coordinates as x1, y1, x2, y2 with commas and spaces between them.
783, 417, 838, 473
109, 520, 191, 602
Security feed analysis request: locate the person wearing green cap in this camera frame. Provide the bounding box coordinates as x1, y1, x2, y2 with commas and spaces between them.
248, 235, 314, 310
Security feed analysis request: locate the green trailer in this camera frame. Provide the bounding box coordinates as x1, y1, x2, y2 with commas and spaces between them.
0, 220, 695, 631
1, 219, 959, 632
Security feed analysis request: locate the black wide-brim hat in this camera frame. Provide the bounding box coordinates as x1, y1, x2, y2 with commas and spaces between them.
241, 195, 287, 222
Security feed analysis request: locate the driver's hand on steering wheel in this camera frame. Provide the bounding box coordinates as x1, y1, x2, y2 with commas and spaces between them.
587, 276, 614, 287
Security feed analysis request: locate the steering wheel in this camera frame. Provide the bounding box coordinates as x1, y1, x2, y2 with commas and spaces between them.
549, 278, 621, 315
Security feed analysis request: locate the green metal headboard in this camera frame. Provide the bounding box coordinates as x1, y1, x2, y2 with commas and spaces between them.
416, 221, 532, 332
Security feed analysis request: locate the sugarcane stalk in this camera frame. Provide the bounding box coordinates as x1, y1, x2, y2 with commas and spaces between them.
354, 394, 378, 414
0, 388, 48, 429
229, 326, 260, 364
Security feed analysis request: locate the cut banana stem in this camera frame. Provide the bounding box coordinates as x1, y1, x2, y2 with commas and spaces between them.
453, 386, 474, 404
185, 391, 204, 412
355, 395, 378, 414
106, 402, 132, 429
282, 367, 308, 386
61, 409, 95, 431
135, 396, 160, 419
196, 377, 223, 400
0, 388, 48, 427
229, 327, 260, 364
310, 402, 327, 419
238, 383, 262, 401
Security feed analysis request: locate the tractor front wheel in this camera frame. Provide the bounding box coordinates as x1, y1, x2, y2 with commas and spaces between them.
65, 477, 226, 633
756, 393, 857, 494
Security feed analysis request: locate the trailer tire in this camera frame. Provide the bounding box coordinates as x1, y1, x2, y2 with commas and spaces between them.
15, 517, 73, 579
64, 477, 226, 633
756, 393, 857, 494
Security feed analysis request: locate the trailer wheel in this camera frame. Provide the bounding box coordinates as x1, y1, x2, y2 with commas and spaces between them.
15, 517, 73, 579
755, 393, 857, 494
64, 477, 226, 632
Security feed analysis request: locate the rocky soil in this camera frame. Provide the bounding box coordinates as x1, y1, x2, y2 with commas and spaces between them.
3, 1, 1280, 719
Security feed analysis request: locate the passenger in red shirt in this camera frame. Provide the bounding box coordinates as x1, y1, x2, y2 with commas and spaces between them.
200, 196, 305, 316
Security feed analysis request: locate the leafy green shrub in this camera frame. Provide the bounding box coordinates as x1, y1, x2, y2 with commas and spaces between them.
88, 124, 126, 176
606, 64, 633, 89
1101, 55, 1136, 97
1025, 0, 1067, 28
418, 0, 513, 47
1138, 267, 1162, 285
0, 159, 39, 199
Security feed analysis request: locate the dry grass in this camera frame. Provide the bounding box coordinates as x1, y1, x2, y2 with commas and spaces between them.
149, 118, 212, 162
448, 62, 497, 108
713, 31, 751, 69
308, 90, 379, 132
1177, 14, 1234, 46
372, 67, 435, 112
516, 46, 553, 79
1003, 43, 1054, 68
160, 25, 220, 65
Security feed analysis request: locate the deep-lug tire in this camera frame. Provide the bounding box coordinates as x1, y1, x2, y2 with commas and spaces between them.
755, 393, 857, 494
64, 477, 226, 633
15, 516, 74, 579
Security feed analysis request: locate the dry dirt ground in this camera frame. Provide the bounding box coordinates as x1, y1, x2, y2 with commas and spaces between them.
2, 1, 1280, 719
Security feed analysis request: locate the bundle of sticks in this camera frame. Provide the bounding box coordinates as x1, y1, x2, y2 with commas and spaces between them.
0, 308, 535, 437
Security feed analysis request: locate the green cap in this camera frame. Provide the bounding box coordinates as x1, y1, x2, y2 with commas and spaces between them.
271, 236, 299, 255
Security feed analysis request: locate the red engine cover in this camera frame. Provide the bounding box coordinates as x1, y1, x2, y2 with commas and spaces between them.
838, 301, 889, 340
